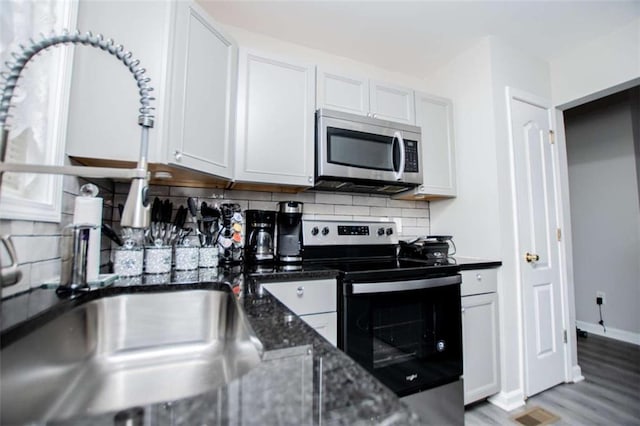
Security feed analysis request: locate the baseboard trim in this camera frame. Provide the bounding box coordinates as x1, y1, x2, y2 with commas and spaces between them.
488, 389, 526, 412
572, 365, 584, 383
576, 320, 640, 346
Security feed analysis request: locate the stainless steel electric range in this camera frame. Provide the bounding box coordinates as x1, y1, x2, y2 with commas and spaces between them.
302, 219, 464, 425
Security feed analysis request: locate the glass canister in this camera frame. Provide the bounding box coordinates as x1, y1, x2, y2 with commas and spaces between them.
174, 238, 199, 271
144, 244, 172, 274
113, 240, 143, 277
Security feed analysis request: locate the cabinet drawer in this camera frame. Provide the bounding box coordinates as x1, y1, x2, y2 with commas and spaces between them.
301, 312, 337, 347
461, 268, 498, 296
262, 279, 337, 315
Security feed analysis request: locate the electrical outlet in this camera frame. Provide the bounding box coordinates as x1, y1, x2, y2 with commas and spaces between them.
596, 291, 606, 305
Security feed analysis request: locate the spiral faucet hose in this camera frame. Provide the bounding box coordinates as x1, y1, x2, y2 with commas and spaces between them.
0, 29, 155, 131
0, 30, 154, 232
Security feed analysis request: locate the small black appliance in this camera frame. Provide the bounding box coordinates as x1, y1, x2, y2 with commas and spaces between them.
399, 235, 456, 260
245, 210, 276, 263
276, 201, 303, 263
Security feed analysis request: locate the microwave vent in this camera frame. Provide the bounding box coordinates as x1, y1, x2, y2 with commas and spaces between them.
313, 179, 411, 195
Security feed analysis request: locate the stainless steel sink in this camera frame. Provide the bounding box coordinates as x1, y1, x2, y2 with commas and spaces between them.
1, 288, 263, 424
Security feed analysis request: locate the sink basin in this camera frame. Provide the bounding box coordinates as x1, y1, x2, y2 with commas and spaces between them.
1, 287, 263, 424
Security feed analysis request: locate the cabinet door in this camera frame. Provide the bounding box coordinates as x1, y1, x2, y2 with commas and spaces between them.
316, 67, 369, 116
369, 80, 415, 124
167, 1, 236, 179
301, 312, 338, 347
235, 49, 315, 186
462, 292, 500, 405
415, 93, 456, 197
394, 93, 456, 200
66, 0, 171, 163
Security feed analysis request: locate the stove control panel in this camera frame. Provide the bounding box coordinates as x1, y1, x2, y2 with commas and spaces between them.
303, 220, 398, 246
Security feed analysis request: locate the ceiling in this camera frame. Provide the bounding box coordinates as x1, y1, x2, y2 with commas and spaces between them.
198, 0, 640, 78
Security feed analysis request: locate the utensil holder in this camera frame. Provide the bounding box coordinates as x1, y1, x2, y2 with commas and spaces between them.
199, 246, 219, 268
144, 245, 172, 274
175, 246, 199, 270
114, 246, 143, 277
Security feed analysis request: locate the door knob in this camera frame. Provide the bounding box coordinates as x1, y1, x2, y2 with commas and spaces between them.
525, 252, 540, 263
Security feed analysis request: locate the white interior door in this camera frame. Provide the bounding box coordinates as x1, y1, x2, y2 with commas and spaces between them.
508, 89, 565, 397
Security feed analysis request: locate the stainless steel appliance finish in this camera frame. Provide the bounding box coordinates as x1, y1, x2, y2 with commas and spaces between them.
303, 219, 463, 425
315, 108, 422, 194
0, 288, 263, 424
276, 201, 303, 263
0, 31, 156, 289
245, 210, 276, 263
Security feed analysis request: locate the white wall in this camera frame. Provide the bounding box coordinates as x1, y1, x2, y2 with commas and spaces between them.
425, 36, 558, 408
565, 90, 640, 343
424, 38, 502, 259
219, 23, 432, 95
550, 18, 640, 108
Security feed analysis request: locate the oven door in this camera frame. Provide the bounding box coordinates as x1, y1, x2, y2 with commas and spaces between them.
341, 274, 462, 397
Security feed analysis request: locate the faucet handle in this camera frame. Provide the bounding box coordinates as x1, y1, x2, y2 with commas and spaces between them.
0, 235, 22, 288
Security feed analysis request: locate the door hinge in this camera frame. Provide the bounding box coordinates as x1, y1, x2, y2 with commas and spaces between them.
563, 329, 568, 343
557, 228, 562, 241
549, 130, 555, 144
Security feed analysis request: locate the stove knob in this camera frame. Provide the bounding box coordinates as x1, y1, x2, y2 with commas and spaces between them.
386, 228, 394, 236
436, 340, 446, 352
321, 227, 330, 236
377, 227, 385, 236
311, 226, 319, 236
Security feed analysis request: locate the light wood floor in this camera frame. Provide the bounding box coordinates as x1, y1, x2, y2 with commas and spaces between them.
464, 334, 640, 425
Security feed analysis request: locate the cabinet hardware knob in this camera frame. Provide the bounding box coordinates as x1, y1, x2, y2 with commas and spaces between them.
525, 252, 540, 263
296, 286, 304, 296
372, 113, 377, 118
476, 273, 482, 281
308, 176, 313, 183
174, 150, 182, 161
461, 307, 465, 313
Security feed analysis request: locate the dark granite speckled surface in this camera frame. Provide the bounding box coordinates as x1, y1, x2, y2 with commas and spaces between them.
1, 268, 421, 425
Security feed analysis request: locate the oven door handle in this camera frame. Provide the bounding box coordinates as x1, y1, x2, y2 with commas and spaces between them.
348, 274, 461, 295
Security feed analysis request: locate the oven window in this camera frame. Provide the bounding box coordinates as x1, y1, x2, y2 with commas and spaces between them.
344, 284, 462, 395
327, 127, 394, 171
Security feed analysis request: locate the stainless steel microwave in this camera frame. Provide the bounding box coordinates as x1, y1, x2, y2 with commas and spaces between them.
315, 108, 422, 194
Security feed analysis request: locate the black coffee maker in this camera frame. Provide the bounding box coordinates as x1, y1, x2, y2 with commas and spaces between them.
276, 201, 303, 264
245, 210, 276, 263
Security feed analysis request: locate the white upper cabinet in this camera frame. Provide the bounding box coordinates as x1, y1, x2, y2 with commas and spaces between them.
369, 80, 415, 124
235, 49, 315, 187
166, 1, 236, 179
394, 92, 457, 199
317, 68, 415, 124
316, 68, 369, 116
66, 0, 236, 179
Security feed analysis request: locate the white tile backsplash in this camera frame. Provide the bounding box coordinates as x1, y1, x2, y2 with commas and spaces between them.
1, 175, 114, 298
2, 183, 429, 297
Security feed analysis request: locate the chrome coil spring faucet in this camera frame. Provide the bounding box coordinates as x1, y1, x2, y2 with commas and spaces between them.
0, 30, 155, 287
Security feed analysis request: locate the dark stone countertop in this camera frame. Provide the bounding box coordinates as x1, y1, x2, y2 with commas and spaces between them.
0, 267, 421, 425
452, 257, 502, 270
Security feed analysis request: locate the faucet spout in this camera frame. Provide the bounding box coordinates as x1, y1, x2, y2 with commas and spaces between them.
0, 30, 156, 287
0, 30, 155, 230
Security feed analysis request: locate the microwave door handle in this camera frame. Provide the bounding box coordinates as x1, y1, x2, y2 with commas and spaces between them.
393, 131, 406, 181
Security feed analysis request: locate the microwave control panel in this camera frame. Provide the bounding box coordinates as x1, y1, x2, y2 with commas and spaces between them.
404, 139, 419, 173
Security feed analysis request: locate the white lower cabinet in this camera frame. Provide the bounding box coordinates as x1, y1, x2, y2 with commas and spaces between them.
461, 270, 501, 405
261, 279, 337, 347
299, 312, 337, 347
